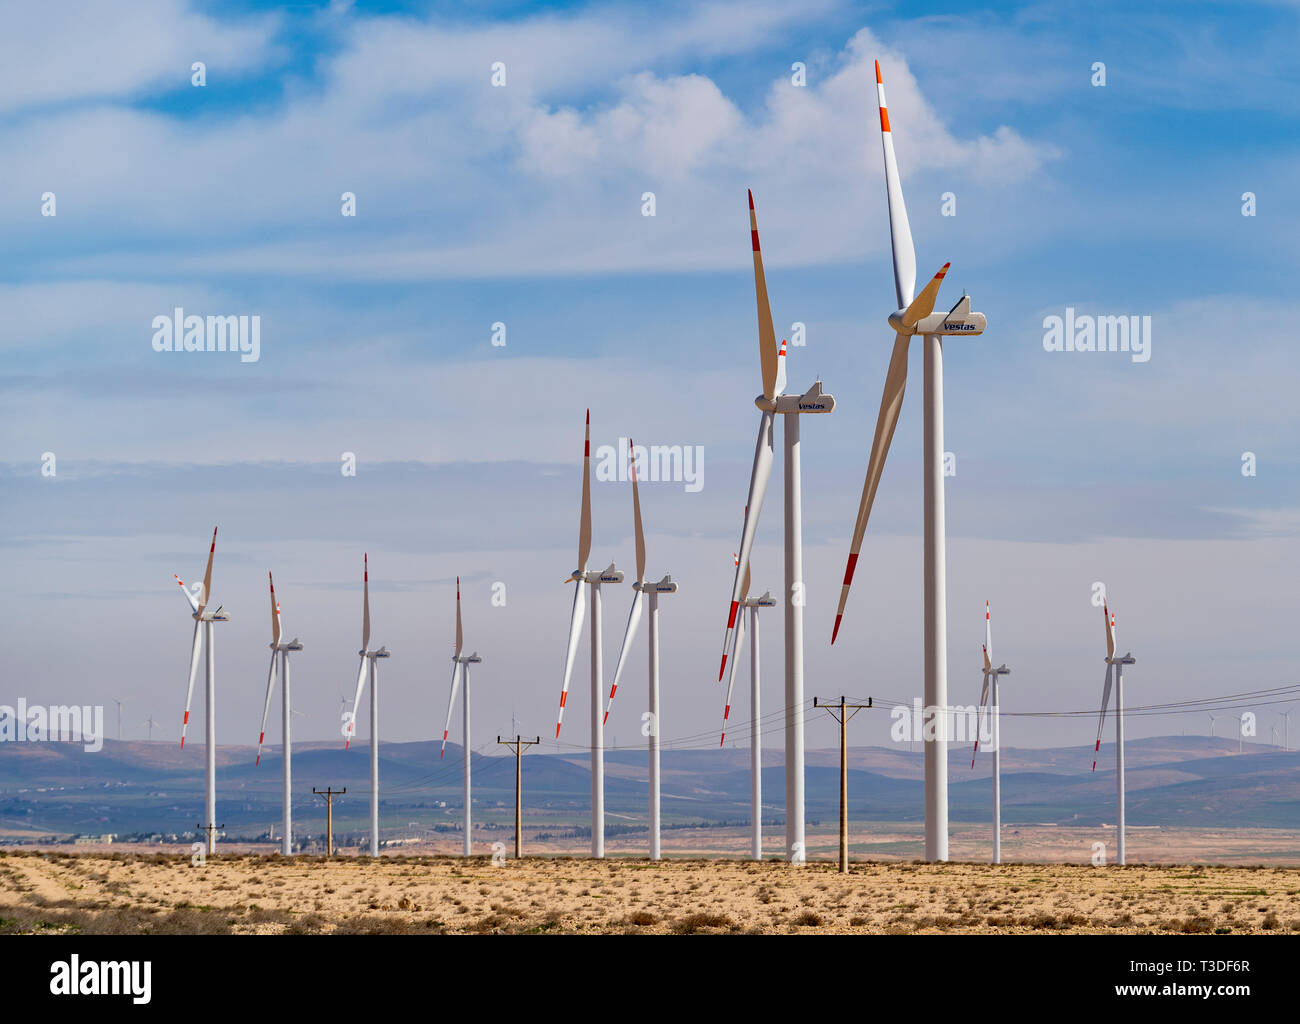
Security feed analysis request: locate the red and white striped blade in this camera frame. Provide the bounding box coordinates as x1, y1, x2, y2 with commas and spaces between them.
774, 338, 787, 397
748, 190, 779, 401
629, 438, 645, 584
605, 589, 644, 724
361, 553, 371, 653
455, 576, 463, 659
721, 602, 747, 745
875, 59, 916, 309
440, 660, 461, 759
345, 655, 367, 749
578, 410, 592, 573
831, 332, 910, 644
983, 601, 992, 672
174, 574, 199, 613
719, 412, 775, 681
257, 650, 278, 766
901, 263, 950, 329
180, 619, 202, 748
197, 527, 216, 616
1092, 663, 1113, 771
556, 579, 587, 737
1104, 600, 1116, 660
269, 571, 282, 647
972, 670, 991, 768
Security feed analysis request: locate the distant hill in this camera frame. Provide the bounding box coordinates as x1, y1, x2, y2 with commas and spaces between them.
1, 735, 1297, 840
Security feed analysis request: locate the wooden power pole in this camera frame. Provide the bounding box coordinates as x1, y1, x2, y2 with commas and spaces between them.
813, 697, 873, 873
497, 735, 539, 858
313, 787, 346, 857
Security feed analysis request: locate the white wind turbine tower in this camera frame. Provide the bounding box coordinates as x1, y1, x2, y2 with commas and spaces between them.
969, 601, 1010, 863
719, 192, 834, 863
603, 439, 677, 860
829, 61, 987, 862
140, 714, 160, 741
555, 410, 623, 858
111, 697, 134, 741
1092, 600, 1136, 865
174, 527, 228, 854
440, 576, 482, 857
721, 544, 776, 861
344, 554, 390, 857
256, 572, 303, 856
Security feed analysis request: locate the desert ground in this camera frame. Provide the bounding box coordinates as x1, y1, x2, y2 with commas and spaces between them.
2, 845, 1299, 934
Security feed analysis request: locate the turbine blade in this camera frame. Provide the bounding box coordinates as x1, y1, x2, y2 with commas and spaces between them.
174, 574, 199, 613
345, 655, 367, 749
269, 571, 282, 647
198, 527, 216, 615
1092, 663, 1113, 771
605, 589, 644, 724
361, 554, 371, 653
257, 651, 278, 766
578, 410, 592, 572
1104, 600, 1116, 660
774, 338, 788, 397
556, 580, 587, 737
875, 60, 916, 308
719, 411, 775, 680
901, 263, 951, 329
180, 619, 202, 748
629, 439, 646, 584
831, 333, 910, 643
984, 600, 992, 672
721, 603, 748, 746
440, 661, 461, 759
748, 190, 779, 401
972, 670, 991, 768
455, 576, 463, 658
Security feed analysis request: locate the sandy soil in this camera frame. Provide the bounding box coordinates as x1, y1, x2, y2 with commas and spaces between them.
2, 849, 1299, 934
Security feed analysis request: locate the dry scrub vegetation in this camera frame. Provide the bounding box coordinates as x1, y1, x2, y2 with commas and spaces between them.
1, 850, 1298, 935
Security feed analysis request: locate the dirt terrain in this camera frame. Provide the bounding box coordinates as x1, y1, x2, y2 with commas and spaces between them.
2, 849, 1299, 934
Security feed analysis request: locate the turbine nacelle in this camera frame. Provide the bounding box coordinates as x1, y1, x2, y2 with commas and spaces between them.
888, 293, 987, 336
635, 573, 678, 594
755, 380, 836, 415
742, 589, 777, 609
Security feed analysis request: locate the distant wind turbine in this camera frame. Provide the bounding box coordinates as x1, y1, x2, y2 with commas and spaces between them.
440, 577, 482, 857
603, 438, 677, 860
969, 601, 1011, 864
1091, 600, 1136, 865
554, 410, 623, 858
255, 572, 302, 856
344, 554, 390, 857
174, 527, 227, 854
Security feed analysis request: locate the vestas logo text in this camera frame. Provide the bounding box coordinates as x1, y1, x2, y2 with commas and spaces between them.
797, 402, 827, 410
50, 956, 151, 1004
943, 322, 978, 331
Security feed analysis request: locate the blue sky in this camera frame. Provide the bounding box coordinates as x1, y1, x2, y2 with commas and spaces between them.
1, 0, 1298, 758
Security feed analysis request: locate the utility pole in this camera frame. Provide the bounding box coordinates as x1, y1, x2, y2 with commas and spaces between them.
197, 822, 224, 853
497, 736, 539, 859
813, 697, 873, 873
314, 787, 345, 858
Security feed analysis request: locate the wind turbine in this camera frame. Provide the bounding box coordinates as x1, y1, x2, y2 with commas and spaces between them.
969, 601, 1010, 863
1280, 709, 1292, 752
1208, 713, 1225, 738
721, 545, 776, 860
344, 554, 390, 857
174, 527, 227, 855
111, 697, 133, 741
255, 572, 303, 856
140, 715, 160, 741
603, 439, 677, 860
1092, 600, 1136, 865
718, 191, 834, 863
440, 576, 482, 857
829, 60, 987, 863
554, 410, 623, 858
